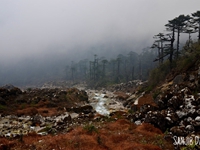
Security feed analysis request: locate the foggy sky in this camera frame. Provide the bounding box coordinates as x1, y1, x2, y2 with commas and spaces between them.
0, 0, 200, 86
1, 1, 200, 62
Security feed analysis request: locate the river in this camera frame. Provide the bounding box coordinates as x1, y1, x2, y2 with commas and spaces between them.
87, 90, 126, 116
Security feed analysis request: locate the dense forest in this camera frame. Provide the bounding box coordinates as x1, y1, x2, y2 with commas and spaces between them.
65, 50, 156, 87
65, 10, 200, 88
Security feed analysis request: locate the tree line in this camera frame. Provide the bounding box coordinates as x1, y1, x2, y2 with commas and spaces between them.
65, 50, 156, 87
152, 10, 200, 68
65, 10, 200, 88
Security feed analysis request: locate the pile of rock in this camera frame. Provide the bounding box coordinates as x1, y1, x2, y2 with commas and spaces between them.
108, 80, 145, 92
0, 86, 89, 115
127, 66, 200, 137
0, 85, 100, 137
0, 108, 96, 138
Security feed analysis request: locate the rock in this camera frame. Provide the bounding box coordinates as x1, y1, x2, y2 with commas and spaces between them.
114, 91, 129, 100
9, 87, 22, 95
170, 126, 187, 136
160, 81, 173, 91
0, 88, 10, 98
63, 114, 72, 122
135, 120, 142, 125
144, 111, 167, 132
139, 104, 157, 114
185, 125, 194, 132
32, 114, 44, 126
173, 75, 184, 85
167, 95, 183, 110
189, 74, 195, 82
72, 105, 94, 114
176, 110, 187, 119
2, 84, 15, 90
0, 97, 6, 105
195, 116, 200, 122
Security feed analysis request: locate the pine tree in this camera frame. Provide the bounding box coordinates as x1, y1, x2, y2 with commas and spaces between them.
165, 18, 176, 65
191, 11, 200, 40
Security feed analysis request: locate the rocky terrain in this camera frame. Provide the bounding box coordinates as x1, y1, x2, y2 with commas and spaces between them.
1, 59, 200, 149
0, 82, 175, 150
122, 60, 200, 149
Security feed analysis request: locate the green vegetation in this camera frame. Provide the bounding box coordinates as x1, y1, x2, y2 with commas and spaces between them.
181, 140, 199, 150
83, 124, 98, 134
148, 41, 200, 89
152, 90, 161, 100
148, 60, 171, 88
66, 50, 156, 89
20, 103, 27, 109
0, 104, 6, 110
154, 135, 165, 148
63, 11, 200, 90
128, 109, 135, 115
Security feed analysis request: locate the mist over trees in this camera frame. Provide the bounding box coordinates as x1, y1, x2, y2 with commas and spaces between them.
65, 49, 156, 88
0, 41, 156, 87
1, 10, 200, 88
153, 10, 200, 67
65, 10, 200, 88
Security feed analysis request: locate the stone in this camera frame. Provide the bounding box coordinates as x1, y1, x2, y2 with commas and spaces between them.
63, 114, 72, 122
185, 125, 194, 132
176, 110, 187, 119
189, 74, 195, 82
134, 120, 142, 125
144, 111, 167, 132
173, 75, 184, 85
32, 114, 44, 126
170, 126, 187, 136
167, 95, 183, 110
195, 116, 200, 122
72, 105, 94, 114
2, 84, 15, 90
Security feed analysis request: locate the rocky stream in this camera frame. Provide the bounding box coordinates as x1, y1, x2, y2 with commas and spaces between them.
0, 86, 127, 138
1, 66, 200, 150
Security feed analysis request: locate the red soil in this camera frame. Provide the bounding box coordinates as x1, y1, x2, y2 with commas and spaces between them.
0, 119, 174, 150
137, 93, 157, 108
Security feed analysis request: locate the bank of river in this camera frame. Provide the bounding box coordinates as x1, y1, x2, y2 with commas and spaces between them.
0, 89, 127, 137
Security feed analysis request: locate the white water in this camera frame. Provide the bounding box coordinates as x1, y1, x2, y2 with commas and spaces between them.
87, 90, 126, 116
93, 93, 110, 116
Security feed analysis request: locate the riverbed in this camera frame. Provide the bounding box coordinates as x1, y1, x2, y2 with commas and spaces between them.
0, 88, 127, 137
87, 90, 127, 116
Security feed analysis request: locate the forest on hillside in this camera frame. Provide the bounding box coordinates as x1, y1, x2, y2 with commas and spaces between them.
65, 10, 200, 88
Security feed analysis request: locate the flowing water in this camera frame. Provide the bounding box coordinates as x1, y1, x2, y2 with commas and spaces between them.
93, 93, 110, 115
87, 90, 126, 116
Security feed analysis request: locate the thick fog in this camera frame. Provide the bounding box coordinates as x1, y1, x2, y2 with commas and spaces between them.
0, 0, 200, 86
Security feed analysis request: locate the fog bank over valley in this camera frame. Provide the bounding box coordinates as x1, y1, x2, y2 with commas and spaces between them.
1, 0, 200, 86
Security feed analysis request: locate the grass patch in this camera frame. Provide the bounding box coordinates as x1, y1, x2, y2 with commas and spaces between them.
83, 124, 98, 134
0, 104, 6, 110
148, 41, 200, 89
148, 60, 171, 88
152, 90, 161, 100
128, 109, 135, 115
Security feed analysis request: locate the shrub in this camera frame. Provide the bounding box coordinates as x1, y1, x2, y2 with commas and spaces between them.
83, 124, 98, 134
0, 104, 6, 110
148, 60, 171, 88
